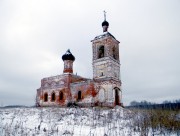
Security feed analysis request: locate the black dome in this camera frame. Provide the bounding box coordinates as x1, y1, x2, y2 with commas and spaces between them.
62, 49, 75, 61
102, 20, 109, 27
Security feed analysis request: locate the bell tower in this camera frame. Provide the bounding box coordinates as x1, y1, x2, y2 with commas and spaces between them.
91, 14, 120, 81
91, 12, 122, 106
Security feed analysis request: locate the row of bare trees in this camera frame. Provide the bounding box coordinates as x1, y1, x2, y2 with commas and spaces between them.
130, 108, 180, 136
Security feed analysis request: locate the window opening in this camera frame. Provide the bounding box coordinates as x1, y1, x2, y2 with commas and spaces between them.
59, 92, 63, 100
51, 92, 56, 102
44, 93, 48, 102
112, 46, 116, 59
98, 46, 104, 58
101, 72, 104, 76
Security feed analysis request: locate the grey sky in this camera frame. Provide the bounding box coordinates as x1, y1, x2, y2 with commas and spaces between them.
0, 0, 180, 106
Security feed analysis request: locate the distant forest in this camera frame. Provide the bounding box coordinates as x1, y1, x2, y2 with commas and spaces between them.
127, 99, 180, 110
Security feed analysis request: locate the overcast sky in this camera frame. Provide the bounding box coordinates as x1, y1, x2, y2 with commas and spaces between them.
0, 0, 180, 106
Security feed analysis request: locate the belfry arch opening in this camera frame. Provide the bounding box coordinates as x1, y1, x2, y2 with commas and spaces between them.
112, 46, 116, 59
51, 92, 56, 102
59, 91, 63, 100
114, 87, 120, 105
98, 46, 104, 58
44, 93, 48, 102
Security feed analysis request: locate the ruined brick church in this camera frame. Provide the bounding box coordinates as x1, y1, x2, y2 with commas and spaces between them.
36, 15, 123, 107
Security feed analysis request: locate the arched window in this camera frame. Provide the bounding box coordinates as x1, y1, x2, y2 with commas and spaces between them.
44, 93, 48, 102
112, 46, 116, 59
51, 92, 56, 102
98, 46, 104, 58
78, 91, 82, 101
59, 92, 63, 100
100, 72, 104, 77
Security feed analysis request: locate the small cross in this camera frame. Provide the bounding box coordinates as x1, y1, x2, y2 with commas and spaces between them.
103, 10, 106, 21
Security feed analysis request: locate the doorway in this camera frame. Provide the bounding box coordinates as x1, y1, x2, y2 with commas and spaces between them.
115, 88, 119, 105
78, 91, 82, 101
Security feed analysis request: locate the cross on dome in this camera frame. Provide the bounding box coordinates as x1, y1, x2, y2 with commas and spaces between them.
104, 10, 106, 21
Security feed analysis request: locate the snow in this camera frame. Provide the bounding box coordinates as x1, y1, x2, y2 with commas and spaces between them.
0, 107, 178, 136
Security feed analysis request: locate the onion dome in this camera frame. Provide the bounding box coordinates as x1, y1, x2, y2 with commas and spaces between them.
62, 49, 75, 61
102, 20, 109, 27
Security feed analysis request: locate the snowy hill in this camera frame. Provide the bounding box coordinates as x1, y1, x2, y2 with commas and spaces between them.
0, 107, 179, 136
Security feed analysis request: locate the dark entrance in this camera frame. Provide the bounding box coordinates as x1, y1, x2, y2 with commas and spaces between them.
115, 88, 119, 105
78, 91, 82, 101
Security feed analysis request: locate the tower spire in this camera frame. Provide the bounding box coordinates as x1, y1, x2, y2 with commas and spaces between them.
102, 11, 109, 32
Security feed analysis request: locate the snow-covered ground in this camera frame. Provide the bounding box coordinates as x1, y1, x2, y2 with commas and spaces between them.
0, 107, 179, 136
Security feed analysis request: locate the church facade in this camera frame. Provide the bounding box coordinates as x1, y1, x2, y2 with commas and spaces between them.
36, 17, 123, 107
